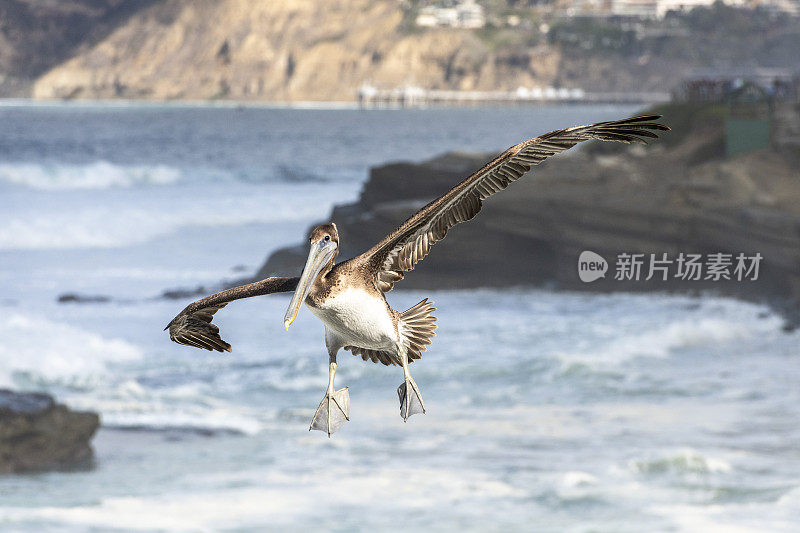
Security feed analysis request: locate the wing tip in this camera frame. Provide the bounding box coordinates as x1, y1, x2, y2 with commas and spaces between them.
620, 114, 670, 130
613, 114, 670, 144
627, 113, 662, 121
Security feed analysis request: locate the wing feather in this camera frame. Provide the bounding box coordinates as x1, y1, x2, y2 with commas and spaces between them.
360, 115, 668, 292
165, 276, 299, 352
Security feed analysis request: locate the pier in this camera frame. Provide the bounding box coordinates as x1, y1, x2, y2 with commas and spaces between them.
357, 84, 670, 108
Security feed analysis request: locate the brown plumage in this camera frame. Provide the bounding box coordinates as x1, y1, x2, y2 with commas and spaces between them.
360, 114, 668, 292
165, 114, 669, 432
166, 115, 669, 357
166, 276, 299, 351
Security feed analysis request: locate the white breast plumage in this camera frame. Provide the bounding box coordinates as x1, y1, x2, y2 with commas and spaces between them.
308, 288, 397, 350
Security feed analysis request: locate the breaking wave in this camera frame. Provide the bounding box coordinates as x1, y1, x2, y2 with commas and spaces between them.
0, 467, 520, 530
630, 448, 732, 475
0, 161, 182, 190
0, 160, 345, 191
0, 313, 142, 389
552, 296, 784, 368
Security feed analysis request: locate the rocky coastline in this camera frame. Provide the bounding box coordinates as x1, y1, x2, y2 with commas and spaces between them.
257, 104, 800, 328
0, 389, 99, 474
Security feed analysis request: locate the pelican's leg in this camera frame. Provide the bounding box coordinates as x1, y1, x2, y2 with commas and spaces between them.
396, 344, 426, 421
309, 354, 350, 437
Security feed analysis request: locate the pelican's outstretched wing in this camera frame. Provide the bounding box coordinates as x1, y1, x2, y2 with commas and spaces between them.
165, 276, 299, 352
360, 115, 668, 292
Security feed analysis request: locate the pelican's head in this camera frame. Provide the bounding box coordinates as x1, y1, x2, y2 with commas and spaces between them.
283, 223, 339, 330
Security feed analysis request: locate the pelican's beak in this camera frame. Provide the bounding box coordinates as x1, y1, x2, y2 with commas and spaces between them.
284, 239, 337, 330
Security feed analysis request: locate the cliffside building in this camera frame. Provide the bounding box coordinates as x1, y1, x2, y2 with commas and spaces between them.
672, 68, 800, 155
673, 68, 799, 104
415, 0, 486, 28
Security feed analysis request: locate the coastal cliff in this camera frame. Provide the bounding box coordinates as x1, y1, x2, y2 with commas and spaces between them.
258, 104, 800, 323
0, 0, 155, 97
0, 1, 795, 101
28, 0, 564, 101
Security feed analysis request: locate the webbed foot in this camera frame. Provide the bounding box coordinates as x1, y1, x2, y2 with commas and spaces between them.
397, 377, 426, 422
310, 387, 350, 437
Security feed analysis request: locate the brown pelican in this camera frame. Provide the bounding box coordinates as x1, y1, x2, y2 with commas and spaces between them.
166, 115, 668, 436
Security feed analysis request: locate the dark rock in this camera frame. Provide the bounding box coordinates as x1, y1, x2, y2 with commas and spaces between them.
160, 286, 208, 300
0, 389, 100, 474
0, 390, 54, 414
57, 293, 111, 304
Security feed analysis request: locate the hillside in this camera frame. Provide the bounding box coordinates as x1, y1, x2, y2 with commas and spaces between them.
32, 0, 521, 101
0, 0, 154, 97
1, 1, 798, 101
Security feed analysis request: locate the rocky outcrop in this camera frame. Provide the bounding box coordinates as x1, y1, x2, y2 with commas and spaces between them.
258, 107, 800, 326
0, 389, 100, 473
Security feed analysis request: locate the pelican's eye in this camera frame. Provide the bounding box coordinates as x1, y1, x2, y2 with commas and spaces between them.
324, 235, 330, 241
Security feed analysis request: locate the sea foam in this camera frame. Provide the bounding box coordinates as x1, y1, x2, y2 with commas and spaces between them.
553, 296, 784, 368
0, 313, 142, 388
0, 467, 521, 530
0, 161, 182, 190
0, 160, 344, 191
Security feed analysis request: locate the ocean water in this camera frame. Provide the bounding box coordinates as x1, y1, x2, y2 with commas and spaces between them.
0, 102, 798, 532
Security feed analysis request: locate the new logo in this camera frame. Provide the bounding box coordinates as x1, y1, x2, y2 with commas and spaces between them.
578, 250, 608, 282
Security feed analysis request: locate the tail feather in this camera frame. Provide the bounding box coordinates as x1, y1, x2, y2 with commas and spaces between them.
344, 298, 437, 366
400, 298, 437, 362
